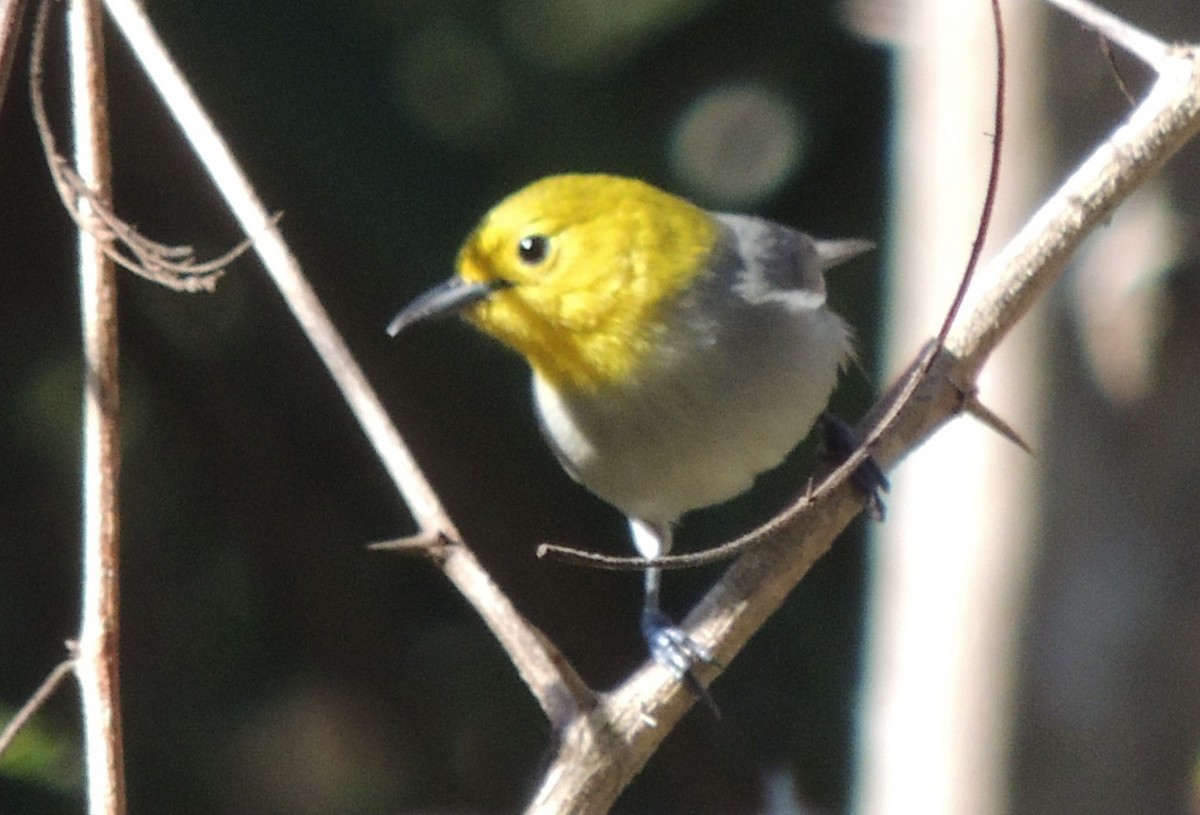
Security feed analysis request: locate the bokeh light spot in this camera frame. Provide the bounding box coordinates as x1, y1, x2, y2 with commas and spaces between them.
502, 0, 717, 72
395, 25, 511, 147
669, 82, 807, 208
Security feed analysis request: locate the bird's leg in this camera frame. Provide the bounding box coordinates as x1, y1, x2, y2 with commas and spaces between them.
630, 520, 718, 714
640, 566, 709, 677
820, 412, 890, 520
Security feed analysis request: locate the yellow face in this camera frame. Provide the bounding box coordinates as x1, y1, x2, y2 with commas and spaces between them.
456, 174, 720, 393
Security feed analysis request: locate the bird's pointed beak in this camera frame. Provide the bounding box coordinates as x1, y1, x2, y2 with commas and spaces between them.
386, 277, 506, 337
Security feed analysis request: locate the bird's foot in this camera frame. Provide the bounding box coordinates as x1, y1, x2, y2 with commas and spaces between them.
821, 412, 890, 521
642, 606, 721, 717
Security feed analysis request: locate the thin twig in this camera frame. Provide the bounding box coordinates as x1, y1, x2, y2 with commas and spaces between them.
932, 0, 1006, 350
67, 0, 126, 812
1045, 0, 1173, 71
0, 658, 75, 758
98, 0, 592, 728
0, 0, 27, 115
30, 0, 249, 292
949, 19, 1200, 374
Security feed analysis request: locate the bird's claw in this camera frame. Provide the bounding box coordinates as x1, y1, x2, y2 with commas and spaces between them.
642, 607, 721, 716
821, 412, 890, 521
644, 614, 713, 677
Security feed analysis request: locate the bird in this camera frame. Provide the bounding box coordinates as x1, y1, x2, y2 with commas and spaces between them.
387, 173, 880, 690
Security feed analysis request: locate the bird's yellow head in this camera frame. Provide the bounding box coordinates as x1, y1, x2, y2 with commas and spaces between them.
391, 175, 722, 393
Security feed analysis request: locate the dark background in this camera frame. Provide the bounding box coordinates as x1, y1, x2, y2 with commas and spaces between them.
0, 1, 886, 812
5, 1, 1200, 814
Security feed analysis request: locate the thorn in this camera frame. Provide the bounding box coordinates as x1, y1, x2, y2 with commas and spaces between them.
964, 395, 1034, 455
638, 703, 660, 728
368, 530, 450, 554
683, 669, 722, 720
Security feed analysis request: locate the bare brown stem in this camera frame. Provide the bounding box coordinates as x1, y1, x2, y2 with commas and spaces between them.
67, 0, 126, 812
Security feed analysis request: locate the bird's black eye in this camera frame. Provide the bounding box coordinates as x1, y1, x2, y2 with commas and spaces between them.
517, 234, 550, 265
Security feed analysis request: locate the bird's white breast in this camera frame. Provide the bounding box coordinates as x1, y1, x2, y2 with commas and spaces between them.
532, 218, 853, 525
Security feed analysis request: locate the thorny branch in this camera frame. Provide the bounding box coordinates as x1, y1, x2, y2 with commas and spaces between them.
4, 1, 1197, 814
529, 0, 1200, 810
